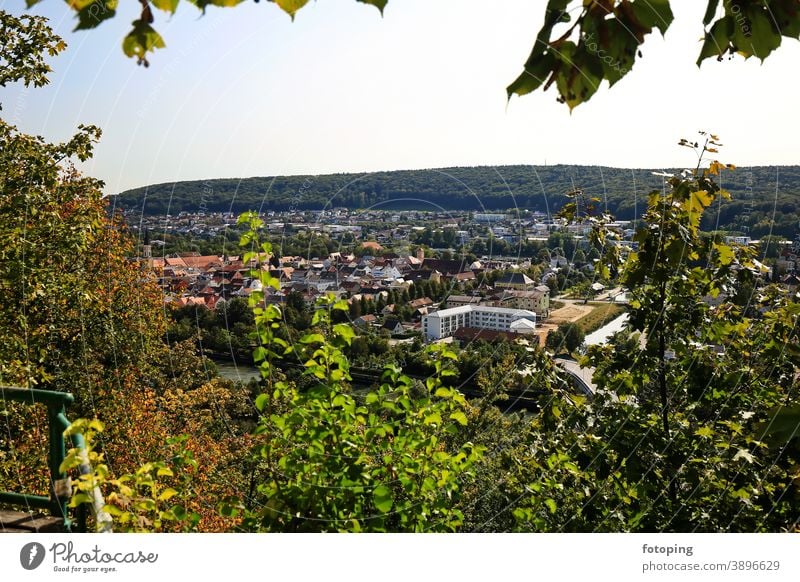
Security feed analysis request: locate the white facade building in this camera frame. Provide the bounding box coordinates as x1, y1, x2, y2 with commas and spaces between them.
422, 305, 537, 340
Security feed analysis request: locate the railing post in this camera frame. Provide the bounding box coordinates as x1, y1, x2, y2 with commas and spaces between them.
47, 401, 69, 526
0, 387, 102, 532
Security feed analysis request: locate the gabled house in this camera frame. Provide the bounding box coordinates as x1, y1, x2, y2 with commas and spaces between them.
381, 319, 404, 335
495, 272, 535, 291
354, 314, 378, 328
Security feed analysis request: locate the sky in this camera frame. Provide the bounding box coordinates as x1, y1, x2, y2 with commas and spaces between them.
2, 0, 799, 194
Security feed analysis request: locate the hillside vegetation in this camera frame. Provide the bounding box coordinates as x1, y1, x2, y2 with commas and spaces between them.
114, 164, 800, 237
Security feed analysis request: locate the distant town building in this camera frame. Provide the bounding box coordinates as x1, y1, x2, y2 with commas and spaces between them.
725, 236, 752, 246
474, 213, 506, 223
488, 287, 550, 318
445, 295, 483, 309
422, 305, 536, 340
494, 272, 535, 291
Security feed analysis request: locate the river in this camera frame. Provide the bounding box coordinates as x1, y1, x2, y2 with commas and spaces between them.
214, 360, 262, 383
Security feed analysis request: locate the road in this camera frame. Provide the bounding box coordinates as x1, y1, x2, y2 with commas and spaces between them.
554, 358, 596, 395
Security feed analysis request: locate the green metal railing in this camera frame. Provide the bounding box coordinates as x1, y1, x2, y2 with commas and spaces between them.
0, 386, 88, 532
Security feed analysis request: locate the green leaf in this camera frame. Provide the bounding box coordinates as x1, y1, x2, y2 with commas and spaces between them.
196, 0, 248, 9
158, 488, 178, 501
698, 16, 733, 65
758, 406, 800, 445
122, 20, 166, 64
630, 0, 674, 35
552, 43, 603, 110
507, 52, 556, 98
713, 242, 734, 266
544, 498, 557, 514
373, 484, 393, 513
424, 412, 442, 426
357, 0, 387, 14
74, 0, 118, 31
686, 189, 713, 226
272, 0, 309, 20
733, 449, 755, 464
333, 323, 355, 343
732, 7, 781, 61
695, 426, 714, 438
746, 8, 782, 60
449, 411, 468, 426
151, 0, 180, 14
586, 19, 637, 87
255, 393, 269, 412
771, 0, 800, 39
703, 0, 720, 26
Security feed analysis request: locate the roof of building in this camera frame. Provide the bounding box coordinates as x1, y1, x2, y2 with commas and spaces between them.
509, 318, 537, 330
426, 305, 537, 319
496, 272, 535, 285
426, 305, 473, 318
446, 295, 482, 304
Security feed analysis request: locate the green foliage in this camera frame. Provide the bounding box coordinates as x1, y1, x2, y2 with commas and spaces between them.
27, 0, 800, 108
116, 163, 800, 237
227, 215, 484, 531
507, 0, 673, 109
569, 135, 800, 530
62, 420, 202, 532
508, 0, 800, 108
546, 322, 585, 354
0, 10, 65, 93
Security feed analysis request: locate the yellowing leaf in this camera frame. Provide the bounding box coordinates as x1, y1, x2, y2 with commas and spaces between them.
449, 411, 468, 426
158, 488, 178, 501
273, 0, 309, 20
695, 426, 714, 438
713, 242, 734, 266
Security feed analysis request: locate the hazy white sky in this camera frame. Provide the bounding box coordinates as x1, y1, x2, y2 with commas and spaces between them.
2, 0, 799, 194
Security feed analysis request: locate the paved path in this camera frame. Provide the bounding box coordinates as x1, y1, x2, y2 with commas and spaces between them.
554, 358, 596, 395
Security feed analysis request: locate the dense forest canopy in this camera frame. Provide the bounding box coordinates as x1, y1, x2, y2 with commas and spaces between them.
115, 164, 800, 237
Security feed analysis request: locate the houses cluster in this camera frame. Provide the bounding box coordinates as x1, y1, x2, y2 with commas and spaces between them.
775, 235, 800, 290
126, 208, 640, 259
141, 239, 553, 342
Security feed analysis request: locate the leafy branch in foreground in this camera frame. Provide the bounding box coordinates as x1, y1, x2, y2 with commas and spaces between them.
62, 420, 202, 532
18, 0, 800, 107
507, 0, 800, 110
220, 211, 484, 532
0, 10, 65, 92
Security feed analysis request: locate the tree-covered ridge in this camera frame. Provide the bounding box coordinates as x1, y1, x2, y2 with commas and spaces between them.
115, 164, 800, 237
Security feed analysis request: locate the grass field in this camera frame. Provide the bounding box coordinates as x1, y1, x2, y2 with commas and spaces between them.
575, 303, 626, 334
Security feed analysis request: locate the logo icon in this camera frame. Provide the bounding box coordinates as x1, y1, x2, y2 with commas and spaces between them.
20, 542, 46, 570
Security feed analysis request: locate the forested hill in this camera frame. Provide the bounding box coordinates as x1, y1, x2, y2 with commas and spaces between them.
114, 164, 800, 237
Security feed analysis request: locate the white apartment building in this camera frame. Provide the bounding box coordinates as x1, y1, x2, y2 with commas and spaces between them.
422, 305, 537, 340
